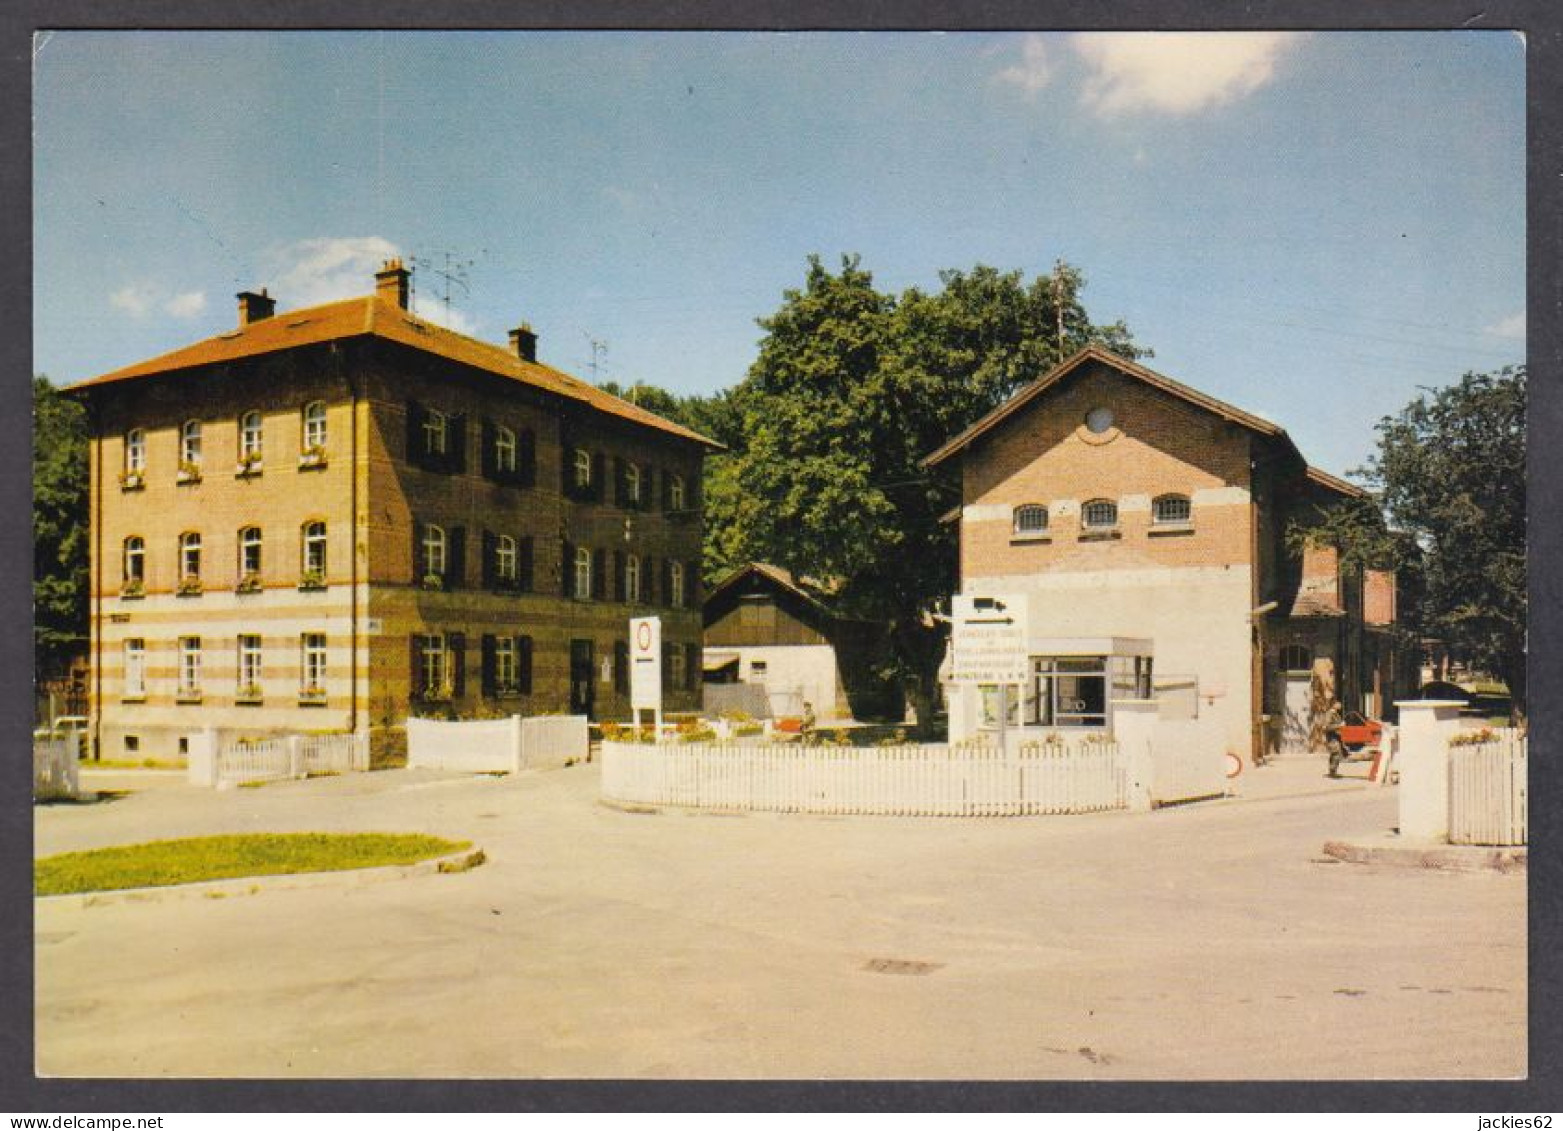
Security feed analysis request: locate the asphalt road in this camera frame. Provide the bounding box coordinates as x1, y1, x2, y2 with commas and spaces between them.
34, 761, 1525, 1079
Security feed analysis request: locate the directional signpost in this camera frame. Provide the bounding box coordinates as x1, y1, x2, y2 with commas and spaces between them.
629, 615, 662, 741
950, 594, 1029, 749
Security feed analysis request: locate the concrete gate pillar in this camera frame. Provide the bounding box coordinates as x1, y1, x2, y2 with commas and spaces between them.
1393, 700, 1465, 842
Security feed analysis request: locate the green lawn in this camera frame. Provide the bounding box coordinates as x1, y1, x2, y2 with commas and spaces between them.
36, 832, 471, 895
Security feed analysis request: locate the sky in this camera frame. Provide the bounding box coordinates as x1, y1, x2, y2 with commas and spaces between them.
33, 30, 1525, 478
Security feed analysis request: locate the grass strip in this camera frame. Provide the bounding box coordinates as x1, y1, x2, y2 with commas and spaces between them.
36, 832, 471, 895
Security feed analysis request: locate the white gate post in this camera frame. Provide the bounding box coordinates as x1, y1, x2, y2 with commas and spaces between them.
510, 714, 525, 774
1112, 699, 1158, 811
286, 735, 304, 779
1394, 700, 1465, 842
188, 726, 220, 788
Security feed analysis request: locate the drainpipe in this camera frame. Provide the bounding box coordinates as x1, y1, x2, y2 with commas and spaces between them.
89, 397, 102, 760
345, 344, 359, 738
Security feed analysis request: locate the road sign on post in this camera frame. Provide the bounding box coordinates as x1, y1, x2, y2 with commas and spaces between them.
629, 616, 662, 740
949, 594, 1029, 685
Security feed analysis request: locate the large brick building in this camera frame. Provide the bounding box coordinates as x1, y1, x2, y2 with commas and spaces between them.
68, 261, 718, 763
924, 346, 1407, 762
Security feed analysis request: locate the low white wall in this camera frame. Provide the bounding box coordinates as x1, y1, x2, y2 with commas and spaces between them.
1111, 699, 1228, 808
33, 738, 79, 801
520, 715, 590, 771
406, 715, 589, 774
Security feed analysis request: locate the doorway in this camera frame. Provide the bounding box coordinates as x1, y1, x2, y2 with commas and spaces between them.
570, 639, 595, 718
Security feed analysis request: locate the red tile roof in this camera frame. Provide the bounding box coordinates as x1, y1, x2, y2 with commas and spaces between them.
68, 294, 721, 450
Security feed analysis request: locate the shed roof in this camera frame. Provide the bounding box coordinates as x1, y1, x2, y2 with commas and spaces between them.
67, 293, 721, 450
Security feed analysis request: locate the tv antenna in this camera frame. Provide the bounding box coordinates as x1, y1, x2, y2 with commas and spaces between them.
411, 249, 479, 325
581, 331, 610, 387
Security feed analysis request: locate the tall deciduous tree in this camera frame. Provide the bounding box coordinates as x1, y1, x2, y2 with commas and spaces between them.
1367, 366, 1527, 717
34, 376, 89, 680
717, 255, 1142, 733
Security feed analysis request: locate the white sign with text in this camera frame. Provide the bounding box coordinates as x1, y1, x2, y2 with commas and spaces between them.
949, 593, 1029, 685
630, 616, 662, 711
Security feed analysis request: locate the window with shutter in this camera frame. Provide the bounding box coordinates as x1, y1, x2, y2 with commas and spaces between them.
519, 536, 535, 593
449, 632, 466, 699
481, 634, 497, 697
517, 636, 534, 694
593, 547, 607, 600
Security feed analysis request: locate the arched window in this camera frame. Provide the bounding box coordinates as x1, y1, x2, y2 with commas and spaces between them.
123, 536, 145, 583
421, 524, 446, 579
670, 561, 686, 608
179, 531, 202, 579
574, 546, 592, 599
1081, 499, 1119, 529
302, 521, 328, 577
495, 534, 518, 582
180, 420, 202, 466
124, 429, 146, 473
494, 425, 516, 474
238, 526, 262, 576
302, 401, 327, 451
573, 448, 592, 491
625, 462, 642, 505
625, 554, 641, 603
1153, 494, 1192, 526
1280, 644, 1313, 674
239, 411, 263, 460
669, 473, 686, 512
423, 409, 448, 456
1013, 504, 1049, 536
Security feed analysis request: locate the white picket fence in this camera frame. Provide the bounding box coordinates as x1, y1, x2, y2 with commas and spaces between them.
33, 737, 79, 801
601, 739, 1129, 817
406, 714, 590, 774
217, 733, 369, 788
1448, 729, 1527, 846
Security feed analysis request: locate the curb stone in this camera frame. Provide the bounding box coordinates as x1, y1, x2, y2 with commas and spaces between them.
37, 846, 486, 909
1322, 839, 1525, 873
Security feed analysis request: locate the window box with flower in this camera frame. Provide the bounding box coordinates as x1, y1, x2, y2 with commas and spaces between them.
118, 469, 145, 491
420, 573, 445, 592
298, 569, 327, 592
176, 577, 204, 597
120, 578, 146, 599
235, 573, 263, 595
235, 683, 264, 704
298, 686, 328, 705
235, 451, 264, 478
176, 461, 203, 484
298, 445, 328, 471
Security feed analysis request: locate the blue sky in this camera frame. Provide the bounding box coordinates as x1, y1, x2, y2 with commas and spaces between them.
33, 30, 1524, 477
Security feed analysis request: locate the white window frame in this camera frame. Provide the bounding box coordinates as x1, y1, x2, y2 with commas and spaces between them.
670, 646, 686, 691
625, 462, 641, 505
670, 561, 686, 608
495, 534, 518, 582
125, 429, 146, 473
625, 554, 641, 603
423, 409, 448, 456
179, 532, 202, 580
302, 521, 328, 577
237, 634, 263, 694
495, 425, 517, 474
1081, 499, 1119, 530
239, 526, 262, 577
421, 633, 448, 696
239, 411, 263, 460
669, 473, 686, 512
301, 632, 327, 695
574, 546, 592, 599
1013, 504, 1049, 536
179, 636, 202, 697
494, 636, 518, 692
124, 639, 146, 698
573, 448, 592, 490
302, 401, 327, 450
181, 419, 202, 465
123, 536, 145, 583
1152, 494, 1192, 526
423, 525, 447, 578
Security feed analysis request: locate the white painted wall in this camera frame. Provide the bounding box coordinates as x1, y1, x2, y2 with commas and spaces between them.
721, 644, 845, 720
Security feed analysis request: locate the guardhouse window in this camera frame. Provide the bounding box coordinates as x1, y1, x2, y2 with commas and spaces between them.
1082, 499, 1118, 529
1013, 504, 1049, 536
1280, 644, 1312, 674
1153, 494, 1192, 525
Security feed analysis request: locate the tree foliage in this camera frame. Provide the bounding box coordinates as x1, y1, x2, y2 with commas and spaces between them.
34, 376, 89, 679
711, 255, 1143, 732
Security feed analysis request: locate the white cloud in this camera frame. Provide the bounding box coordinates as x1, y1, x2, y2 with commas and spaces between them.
1072, 32, 1301, 117
1485, 311, 1525, 339
163, 290, 207, 318
109, 283, 155, 318
262, 235, 402, 308
410, 297, 477, 336
994, 34, 1052, 95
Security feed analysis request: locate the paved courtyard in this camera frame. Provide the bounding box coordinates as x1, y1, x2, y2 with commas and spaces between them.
35, 757, 1525, 1079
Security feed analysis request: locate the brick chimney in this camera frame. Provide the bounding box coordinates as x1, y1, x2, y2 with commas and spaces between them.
509, 324, 538, 363
375, 258, 410, 309
236, 289, 275, 327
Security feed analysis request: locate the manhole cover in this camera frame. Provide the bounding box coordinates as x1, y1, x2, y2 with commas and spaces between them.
863, 957, 942, 976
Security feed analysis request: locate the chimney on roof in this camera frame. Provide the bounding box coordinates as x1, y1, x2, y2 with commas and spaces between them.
375, 258, 411, 309
236, 288, 276, 327
509, 323, 538, 363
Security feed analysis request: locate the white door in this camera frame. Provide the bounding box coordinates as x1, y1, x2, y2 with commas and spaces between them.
1282, 674, 1311, 753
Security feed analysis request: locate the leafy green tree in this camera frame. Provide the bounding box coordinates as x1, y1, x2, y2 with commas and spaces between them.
34, 376, 89, 680
717, 255, 1143, 733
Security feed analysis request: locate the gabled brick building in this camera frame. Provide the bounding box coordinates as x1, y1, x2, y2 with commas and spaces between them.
923, 346, 1408, 762
69, 261, 719, 763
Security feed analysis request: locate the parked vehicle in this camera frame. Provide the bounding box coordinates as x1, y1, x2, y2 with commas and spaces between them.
1326, 712, 1383, 777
